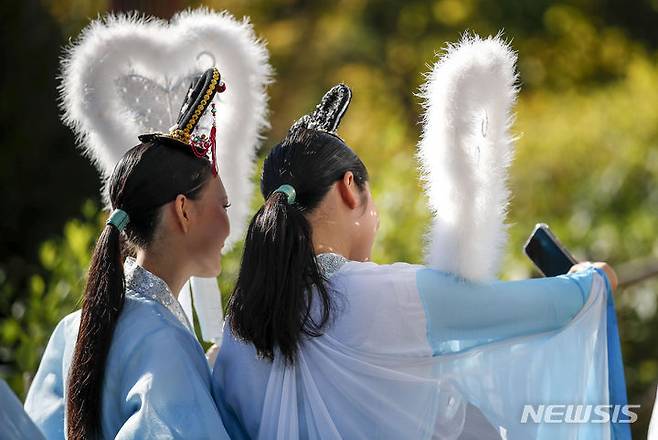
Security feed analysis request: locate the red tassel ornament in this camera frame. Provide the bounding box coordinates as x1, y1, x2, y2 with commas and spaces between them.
190, 102, 219, 176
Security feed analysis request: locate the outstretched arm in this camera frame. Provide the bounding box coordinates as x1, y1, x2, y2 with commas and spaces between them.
416, 264, 615, 355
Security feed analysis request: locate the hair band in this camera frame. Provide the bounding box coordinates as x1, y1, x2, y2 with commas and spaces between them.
273, 184, 296, 205
107, 208, 130, 231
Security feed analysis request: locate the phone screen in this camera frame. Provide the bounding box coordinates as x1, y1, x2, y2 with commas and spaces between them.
523, 224, 577, 277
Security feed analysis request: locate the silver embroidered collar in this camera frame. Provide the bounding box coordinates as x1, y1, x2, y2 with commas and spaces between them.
123, 257, 194, 333
316, 252, 349, 278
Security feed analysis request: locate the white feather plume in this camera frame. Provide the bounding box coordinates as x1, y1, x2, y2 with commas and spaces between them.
60, 8, 272, 252
417, 32, 518, 281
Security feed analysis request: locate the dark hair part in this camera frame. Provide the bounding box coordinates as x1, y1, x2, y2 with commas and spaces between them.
66, 140, 213, 439
228, 128, 369, 363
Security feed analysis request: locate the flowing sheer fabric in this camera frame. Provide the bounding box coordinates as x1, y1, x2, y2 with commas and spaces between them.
214, 261, 612, 440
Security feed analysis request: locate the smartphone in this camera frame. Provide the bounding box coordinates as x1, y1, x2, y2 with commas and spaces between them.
523, 223, 578, 277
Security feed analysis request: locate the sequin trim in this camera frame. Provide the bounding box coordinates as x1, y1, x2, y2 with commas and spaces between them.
123, 257, 194, 333
316, 252, 349, 279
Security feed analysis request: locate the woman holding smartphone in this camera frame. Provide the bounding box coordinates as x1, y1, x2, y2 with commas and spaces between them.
213, 84, 618, 439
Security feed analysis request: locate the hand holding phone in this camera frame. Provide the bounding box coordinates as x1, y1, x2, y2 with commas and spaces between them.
523, 223, 577, 277
524, 223, 619, 291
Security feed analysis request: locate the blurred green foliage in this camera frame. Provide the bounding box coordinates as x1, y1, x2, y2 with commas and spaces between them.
0, 201, 101, 393
2, 0, 658, 436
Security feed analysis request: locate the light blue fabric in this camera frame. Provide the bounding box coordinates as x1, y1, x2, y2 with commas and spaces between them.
213, 261, 612, 439
416, 267, 595, 355
594, 267, 631, 440
0, 379, 45, 440
24, 266, 228, 439
212, 326, 267, 440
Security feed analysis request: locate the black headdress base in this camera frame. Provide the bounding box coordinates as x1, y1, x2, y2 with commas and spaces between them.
137, 67, 226, 173
289, 84, 352, 137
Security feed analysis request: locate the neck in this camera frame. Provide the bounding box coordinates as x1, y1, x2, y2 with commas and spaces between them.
135, 249, 188, 298
311, 223, 352, 258
313, 242, 349, 257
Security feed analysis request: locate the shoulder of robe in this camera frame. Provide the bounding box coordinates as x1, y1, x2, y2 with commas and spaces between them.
334, 260, 425, 282
55, 309, 82, 340
47, 297, 202, 371
112, 295, 199, 352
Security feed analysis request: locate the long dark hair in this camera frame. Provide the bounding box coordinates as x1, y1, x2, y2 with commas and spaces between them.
66, 140, 213, 439
228, 128, 369, 363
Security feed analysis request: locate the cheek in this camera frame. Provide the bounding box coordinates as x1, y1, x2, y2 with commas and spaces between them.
210, 206, 230, 242
194, 206, 230, 250
219, 208, 230, 239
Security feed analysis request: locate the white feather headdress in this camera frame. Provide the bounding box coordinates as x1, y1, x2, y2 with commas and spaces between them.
417, 32, 518, 281
60, 8, 272, 342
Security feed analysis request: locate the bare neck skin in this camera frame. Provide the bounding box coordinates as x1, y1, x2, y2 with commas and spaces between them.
135, 248, 189, 299
307, 183, 364, 260
134, 202, 196, 299
309, 209, 353, 259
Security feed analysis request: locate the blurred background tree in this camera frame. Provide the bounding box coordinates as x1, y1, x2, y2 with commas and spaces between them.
1, 0, 657, 436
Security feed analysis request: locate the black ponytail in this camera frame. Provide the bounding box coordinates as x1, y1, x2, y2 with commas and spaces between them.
231, 191, 329, 364
228, 128, 369, 363
66, 225, 125, 438
66, 141, 213, 439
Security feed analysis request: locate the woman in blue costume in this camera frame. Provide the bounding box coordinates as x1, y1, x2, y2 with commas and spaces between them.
25, 68, 231, 439
213, 84, 619, 439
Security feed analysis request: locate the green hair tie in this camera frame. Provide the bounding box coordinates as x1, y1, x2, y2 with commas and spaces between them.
273, 184, 297, 205
107, 208, 130, 231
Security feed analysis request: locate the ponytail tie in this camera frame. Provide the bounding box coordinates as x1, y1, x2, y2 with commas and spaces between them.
273, 184, 297, 205
107, 208, 130, 231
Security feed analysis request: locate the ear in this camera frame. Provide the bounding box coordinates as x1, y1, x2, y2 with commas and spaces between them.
336, 171, 359, 210
173, 194, 192, 233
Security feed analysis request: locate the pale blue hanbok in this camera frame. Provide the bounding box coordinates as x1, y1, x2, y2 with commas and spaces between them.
24, 257, 229, 439
1, 379, 45, 440
213, 253, 618, 440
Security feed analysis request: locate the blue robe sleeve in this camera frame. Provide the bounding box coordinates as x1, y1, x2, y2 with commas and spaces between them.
24, 314, 71, 439
1, 379, 45, 440
416, 266, 601, 355
112, 326, 228, 439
